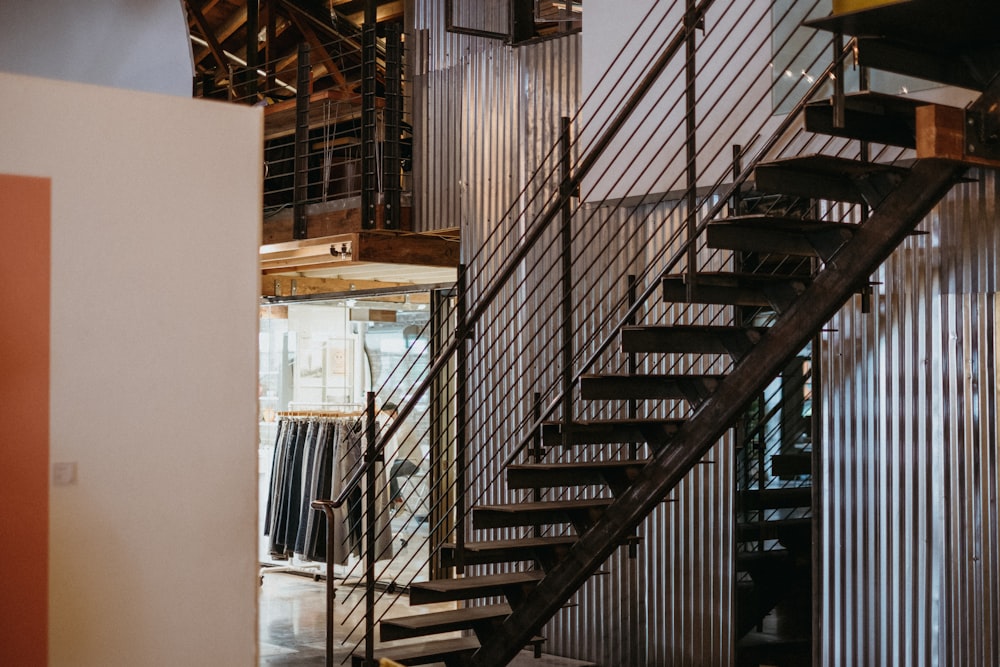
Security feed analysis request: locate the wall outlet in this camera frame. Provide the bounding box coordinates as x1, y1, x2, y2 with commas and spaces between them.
52, 462, 78, 486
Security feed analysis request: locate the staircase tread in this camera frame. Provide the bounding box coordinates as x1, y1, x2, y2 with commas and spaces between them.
443, 536, 578, 551
363, 635, 481, 662
477, 498, 615, 512
712, 214, 858, 231
543, 417, 686, 427
622, 324, 764, 333
806, 0, 1000, 48
580, 372, 726, 380
410, 570, 545, 592
756, 153, 910, 176
663, 270, 809, 284
508, 460, 648, 472
383, 603, 512, 630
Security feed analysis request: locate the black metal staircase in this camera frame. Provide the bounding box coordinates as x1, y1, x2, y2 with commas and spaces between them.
346, 2, 1000, 665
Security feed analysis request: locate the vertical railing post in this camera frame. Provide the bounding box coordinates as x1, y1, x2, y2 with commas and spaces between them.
559, 116, 574, 442
364, 391, 377, 667
361, 4, 378, 229
265, 0, 277, 95
455, 266, 468, 574
833, 32, 846, 129
531, 392, 544, 538
384, 23, 403, 230
626, 274, 639, 460
293, 42, 311, 240
310, 499, 338, 667
246, 0, 259, 101
684, 0, 699, 299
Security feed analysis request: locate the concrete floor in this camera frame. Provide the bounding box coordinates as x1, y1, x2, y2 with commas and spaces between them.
258, 572, 599, 666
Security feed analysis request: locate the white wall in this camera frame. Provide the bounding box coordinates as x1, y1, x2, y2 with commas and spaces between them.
0, 1, 193, 97
580, 0, 780, 201
0, 72, 261, 666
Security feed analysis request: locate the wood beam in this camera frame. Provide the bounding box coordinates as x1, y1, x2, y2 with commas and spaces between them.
261, 275, 411, 297
260, 231, 458, 274
286, 9, 350, 89
345, 1, 405, 24
185, 0, 229, 73
916, 103, 1000, 169
193, 4, 249, 65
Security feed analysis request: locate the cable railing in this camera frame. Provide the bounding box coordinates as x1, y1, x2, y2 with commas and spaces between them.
250, 0, 927, 662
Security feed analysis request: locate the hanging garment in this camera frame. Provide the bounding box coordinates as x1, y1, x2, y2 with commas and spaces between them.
264, 416, 395, 566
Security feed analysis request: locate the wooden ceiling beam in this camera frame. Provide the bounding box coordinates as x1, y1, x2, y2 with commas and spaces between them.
286, 9, 349, 89
345, 1, 404, 25
185, 0, 230, 73
261, 275, 412, 297
193, 4, 249, 66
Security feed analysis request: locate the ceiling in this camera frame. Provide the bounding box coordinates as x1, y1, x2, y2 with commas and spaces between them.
183, 0, 403, 98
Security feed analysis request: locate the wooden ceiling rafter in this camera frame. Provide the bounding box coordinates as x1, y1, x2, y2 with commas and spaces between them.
344, 0, 404, 25
193, 4, 249, 66
185, 0, 231, 73
286, 9, 350, 90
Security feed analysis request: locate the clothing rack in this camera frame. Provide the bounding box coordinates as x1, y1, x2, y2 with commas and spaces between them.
260, 410, 393, 583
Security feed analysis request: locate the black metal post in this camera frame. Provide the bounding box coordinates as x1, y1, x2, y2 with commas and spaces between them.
684, 0, 699, 299
455, 266, 468, 574
559, 116, 574, 443
246, 0, 259, 101
293, 42, 311, 240
361, 2, 378, 229
532, 391, 543, 538
833, 32, 846, 129
310, 501, 338, 667
266, 0, 277, 95
810, 333, 822, 666
384, 24, 403, 229
364, 391, 377, 667
626, 274, 638, 460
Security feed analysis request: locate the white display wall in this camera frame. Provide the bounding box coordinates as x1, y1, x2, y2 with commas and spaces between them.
0, 72, 261, 666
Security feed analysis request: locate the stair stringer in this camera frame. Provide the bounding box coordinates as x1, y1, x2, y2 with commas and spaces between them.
469, 158, 969, 667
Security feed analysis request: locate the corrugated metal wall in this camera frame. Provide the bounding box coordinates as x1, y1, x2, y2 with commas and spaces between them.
820, 168, 1000, 666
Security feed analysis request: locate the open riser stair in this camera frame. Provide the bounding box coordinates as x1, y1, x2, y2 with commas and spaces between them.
346, 2, 1000, 665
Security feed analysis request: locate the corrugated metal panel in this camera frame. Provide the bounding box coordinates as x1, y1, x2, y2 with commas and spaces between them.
820, 168, 1000, 666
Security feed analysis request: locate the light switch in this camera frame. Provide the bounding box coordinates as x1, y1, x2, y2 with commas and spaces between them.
52, 462, 77, 486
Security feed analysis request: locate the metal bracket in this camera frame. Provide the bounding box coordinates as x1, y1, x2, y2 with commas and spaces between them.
966, 109, 1000, 160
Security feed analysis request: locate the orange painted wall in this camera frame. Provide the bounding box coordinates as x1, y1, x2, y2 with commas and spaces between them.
0, 174, 50, 664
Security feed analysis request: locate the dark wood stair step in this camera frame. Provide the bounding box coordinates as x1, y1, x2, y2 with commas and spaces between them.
804, 91, 922, 148
753, 154, 909, 206
353, 636, 481, 667
736, 517, 812, 543
354, 635, 546, 667
853, 37, 1000, 92
579, 374, 724, 402
740, 486, 812, 510
541, 418, 684, 447
506, 460, 647, 493
408, 570, 545, 605
473, 498, 614, 530
706, 215, 856, 261
662, 271, 808, 312
621, 325, 765, 359
771, 452, 812, 478
441, 536, 578, 567
380, 603, 511, 641
806, 1, 1000, 50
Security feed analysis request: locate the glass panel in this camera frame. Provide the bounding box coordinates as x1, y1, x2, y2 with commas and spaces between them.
258, 296, 433, 586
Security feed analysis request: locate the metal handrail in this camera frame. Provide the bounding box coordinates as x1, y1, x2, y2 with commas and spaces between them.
320, 0, 719, 542
499, 35, 860, 469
